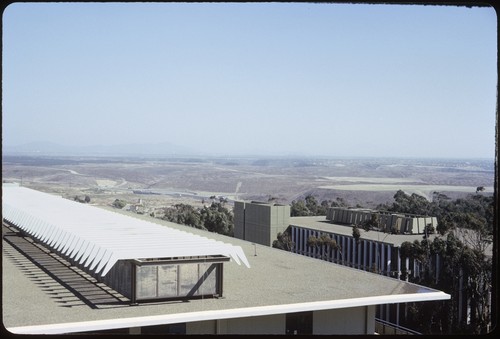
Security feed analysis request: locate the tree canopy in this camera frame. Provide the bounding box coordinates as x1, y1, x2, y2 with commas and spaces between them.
290, 195, 347, 216
400, 233, 492, 334
272, 228, 294, 251
377, 190, 493, 239
379, 190, 494, 334
160, 201, 234, 236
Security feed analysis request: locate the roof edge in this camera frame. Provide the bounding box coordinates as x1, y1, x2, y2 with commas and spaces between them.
7, 291, 450, 334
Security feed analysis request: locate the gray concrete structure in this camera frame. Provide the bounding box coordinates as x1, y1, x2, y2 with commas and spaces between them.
234, 201, 290, 246
326, 207, 438, 234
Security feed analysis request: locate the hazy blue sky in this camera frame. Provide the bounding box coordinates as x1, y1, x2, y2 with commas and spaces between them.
2, 3, 497, 158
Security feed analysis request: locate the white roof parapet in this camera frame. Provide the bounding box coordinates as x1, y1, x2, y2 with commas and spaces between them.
6, 292, 450, 335
2, 185, 250, 276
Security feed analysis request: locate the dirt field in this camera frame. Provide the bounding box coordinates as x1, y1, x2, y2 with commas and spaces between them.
2, 155, 494, 210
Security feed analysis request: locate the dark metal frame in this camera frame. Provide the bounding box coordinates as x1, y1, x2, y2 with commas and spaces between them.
129, 256, 229, 305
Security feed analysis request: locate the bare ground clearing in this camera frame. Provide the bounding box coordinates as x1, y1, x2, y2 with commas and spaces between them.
2, 155, 494, 210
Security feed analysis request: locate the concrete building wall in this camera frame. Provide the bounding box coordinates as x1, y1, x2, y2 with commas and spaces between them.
140, 308, 375, 335
186, 320, 217, 334
244, 203, 271, 245
313, 306, 376, 335
233, 201, 246, 240
233, 201, 290, 247
270, 204, 290, 245
218, 314, 286, 334
100, 260, 132, 299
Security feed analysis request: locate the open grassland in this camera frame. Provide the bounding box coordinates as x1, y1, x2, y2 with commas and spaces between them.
2, 155, 494, 209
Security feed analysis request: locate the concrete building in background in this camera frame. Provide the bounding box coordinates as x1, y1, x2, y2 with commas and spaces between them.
2, 185, 449, 335
326, 207, 438, 234
234, 201, 290, 246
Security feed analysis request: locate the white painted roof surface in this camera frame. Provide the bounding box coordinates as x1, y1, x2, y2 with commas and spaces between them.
2, 185, 250, 276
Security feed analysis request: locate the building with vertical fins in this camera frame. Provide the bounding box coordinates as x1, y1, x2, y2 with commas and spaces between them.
326, 207, 438, 234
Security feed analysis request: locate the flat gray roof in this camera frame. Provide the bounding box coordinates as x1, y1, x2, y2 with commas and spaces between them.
3, 207, 449, 334
289, 216, 437, 246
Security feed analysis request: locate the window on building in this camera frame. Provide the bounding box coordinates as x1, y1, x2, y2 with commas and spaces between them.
286, 311, 312, 335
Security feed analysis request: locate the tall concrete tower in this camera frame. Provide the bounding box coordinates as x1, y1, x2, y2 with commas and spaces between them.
234, 201, 290, 246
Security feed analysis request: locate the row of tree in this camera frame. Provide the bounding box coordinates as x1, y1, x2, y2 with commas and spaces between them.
160, 202, 234, 236
397, 233, 492, 334
376, 190, 493, 242
383, 190, 494, 334
290, 195, 348, 216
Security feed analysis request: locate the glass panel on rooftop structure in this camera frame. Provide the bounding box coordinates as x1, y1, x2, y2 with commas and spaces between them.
179, 264, 199, 296
197, 263, 217, 295
136, 265, 158, 299
157, 265, 178, 298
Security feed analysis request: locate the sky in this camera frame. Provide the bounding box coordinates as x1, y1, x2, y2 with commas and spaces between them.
2, 2, 497, 158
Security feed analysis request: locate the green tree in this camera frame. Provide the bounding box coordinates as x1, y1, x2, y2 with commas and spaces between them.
377, 189, 494, 334
331, 197, 348, 207
163, 203, 204, 229
400, 232, 492, 334
112, 199, 126, 209
272, 228, 294, 251
352, 225, 361, 245
161, 202, 234, 236
305, 195, 319, 215
307, 233, 340, 261
361, 213, 379, 232
290, 200, 310, 216
290, 195, 334, 216
200, 202, 234, 236
378, 190, 431, 215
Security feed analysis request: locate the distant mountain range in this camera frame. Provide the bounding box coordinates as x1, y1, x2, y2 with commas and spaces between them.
2, 141, 197, 156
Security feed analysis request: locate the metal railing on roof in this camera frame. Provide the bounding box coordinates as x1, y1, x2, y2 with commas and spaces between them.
375, 318, 421, 335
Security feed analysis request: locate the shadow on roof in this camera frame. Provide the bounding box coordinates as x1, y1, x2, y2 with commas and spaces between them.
3, 224, 130, 310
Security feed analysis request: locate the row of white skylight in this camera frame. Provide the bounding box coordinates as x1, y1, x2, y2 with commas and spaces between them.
2, 184, 250, 276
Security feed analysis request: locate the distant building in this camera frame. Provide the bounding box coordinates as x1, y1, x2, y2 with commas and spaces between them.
233, 201, 290, 246
326, 207, 438, 234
